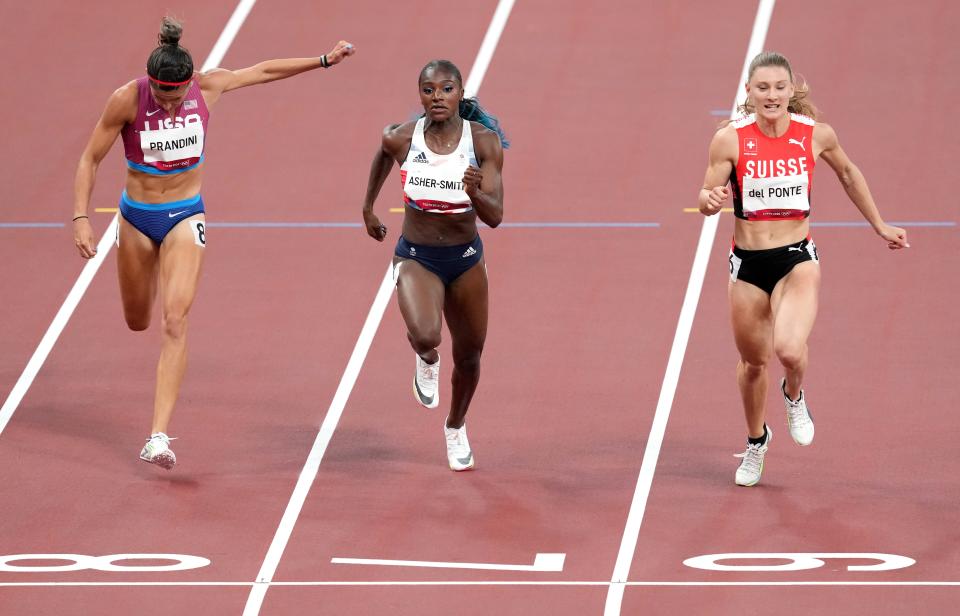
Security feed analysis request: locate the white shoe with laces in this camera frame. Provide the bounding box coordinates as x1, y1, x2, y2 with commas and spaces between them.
139, 432, 177, 470
734, 426, 770, 486
414, 354, 439, 409
444, 423, 475, 471
782, 378, 814, 446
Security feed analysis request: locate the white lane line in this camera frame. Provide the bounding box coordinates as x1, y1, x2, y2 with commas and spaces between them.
463, 0, 515, 97
241, 263, 395, 614
204, 0, 258, 70
241, 3, 516, 613
602, 1, 776, 614
2, 580, 958, 587
331, 553, 565, 572
0, 0, 257, 439
0, 217, 117, 437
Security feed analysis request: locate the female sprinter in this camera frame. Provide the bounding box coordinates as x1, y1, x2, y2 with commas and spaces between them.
361, 59, 506, 471
71, 17, 355, 469
699, 51, 908, 486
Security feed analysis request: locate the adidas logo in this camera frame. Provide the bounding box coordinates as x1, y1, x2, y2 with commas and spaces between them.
412, 151, 429, 164
409, 247, 417, 256
462, 246, 477, 258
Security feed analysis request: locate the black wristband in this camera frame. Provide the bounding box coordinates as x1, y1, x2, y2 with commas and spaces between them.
72, 215, 89, 222
320, 55, 329, 68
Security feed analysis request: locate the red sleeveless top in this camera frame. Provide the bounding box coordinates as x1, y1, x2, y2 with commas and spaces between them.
730, 113, 815, 221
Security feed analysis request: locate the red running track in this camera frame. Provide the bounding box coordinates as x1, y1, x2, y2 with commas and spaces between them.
0, 1, 957, 615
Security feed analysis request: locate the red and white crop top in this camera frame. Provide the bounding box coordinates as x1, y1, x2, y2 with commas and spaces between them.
730, 113, 816, 221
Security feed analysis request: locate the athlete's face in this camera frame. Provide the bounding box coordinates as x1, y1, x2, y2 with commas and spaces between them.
149, 80, 191, 111
419, 69, 463, 122
746, 66, 794, 122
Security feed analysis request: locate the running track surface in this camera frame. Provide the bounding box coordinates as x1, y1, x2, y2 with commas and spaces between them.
0, 1, 957, 615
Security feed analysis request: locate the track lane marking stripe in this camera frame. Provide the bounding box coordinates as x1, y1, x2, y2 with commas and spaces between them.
241, 2, 516, 613
602, 1, 777, 613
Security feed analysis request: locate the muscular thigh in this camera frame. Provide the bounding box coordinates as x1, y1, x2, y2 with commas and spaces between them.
729, 279, 773, 364
394, 257, 445, 334
158, 215, 207, 314
770, 260, 820, 346
443, 260, 488, 351
117, 214, 160, 317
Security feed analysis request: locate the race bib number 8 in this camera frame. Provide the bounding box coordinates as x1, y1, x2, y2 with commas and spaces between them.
191, 220, 206, 247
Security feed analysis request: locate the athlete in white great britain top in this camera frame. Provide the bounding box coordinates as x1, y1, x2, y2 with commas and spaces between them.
698, 51, 908, 486
362, 59, 506, 471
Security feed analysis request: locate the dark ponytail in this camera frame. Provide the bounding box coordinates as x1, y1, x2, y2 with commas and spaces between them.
147, 17, 194, 85
458, 98, 509, 149
420, 59, 510, 148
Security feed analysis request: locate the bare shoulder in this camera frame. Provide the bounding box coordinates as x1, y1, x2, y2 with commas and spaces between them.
469, 121, 503, 164
382, 120, 416, 156
383, 120, 416, 143
469, 121, 499, 146
197, 68, 229, 90
104, 80, 139, 124
713, 122, 737, 144
814, 121, 838, 148
709, 123, 738, 160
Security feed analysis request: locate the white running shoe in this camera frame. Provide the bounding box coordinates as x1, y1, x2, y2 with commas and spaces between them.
414, 354, 440, 409
782, 378, 814, 446
139, 432, 176, 470
444, 423, 475, 471
734, 426, 771, 487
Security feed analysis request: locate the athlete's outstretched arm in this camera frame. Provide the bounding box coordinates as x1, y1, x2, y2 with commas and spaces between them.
199, 40, 355, 106
72, 83, 137, 259
362, 124, 406, 242
463, 130, 503, 228
698, 125, 737, 216
816, 123, 909, 249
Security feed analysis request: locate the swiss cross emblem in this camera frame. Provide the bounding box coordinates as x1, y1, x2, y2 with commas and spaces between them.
743, 137, 758, 155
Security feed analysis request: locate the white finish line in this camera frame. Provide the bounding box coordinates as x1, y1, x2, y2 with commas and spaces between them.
331, 553, 565, 572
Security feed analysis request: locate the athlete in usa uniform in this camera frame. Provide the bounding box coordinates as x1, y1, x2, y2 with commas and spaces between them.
698, 52, 908, 486
362, 60, 506, 471
72, 17, 355, 469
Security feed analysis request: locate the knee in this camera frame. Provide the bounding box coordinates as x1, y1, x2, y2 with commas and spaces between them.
453, 348, 483, 374
739, 358, 766, 379
774, 342, 806, 370
161, 310, 189, 341
407, 327, 441, 354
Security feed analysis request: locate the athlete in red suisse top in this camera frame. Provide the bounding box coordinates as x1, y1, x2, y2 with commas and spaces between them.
361, 59, 506, 471
698, 51, 908, 487
72, 17, 355, 470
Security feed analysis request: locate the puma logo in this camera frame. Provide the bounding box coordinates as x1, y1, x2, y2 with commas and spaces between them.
788, 137, 806, 152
